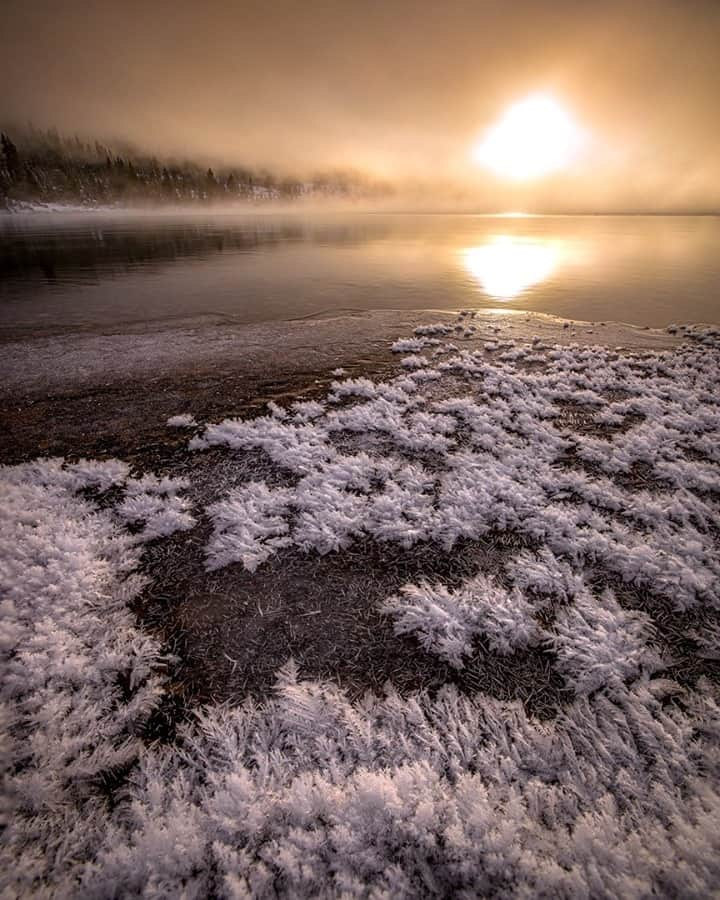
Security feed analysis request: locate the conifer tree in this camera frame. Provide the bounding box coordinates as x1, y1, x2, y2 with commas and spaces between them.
1, 133, 22, 179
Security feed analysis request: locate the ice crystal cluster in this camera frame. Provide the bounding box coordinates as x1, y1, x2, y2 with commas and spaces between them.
166, 413, 198, 428
1, 319, 719, 897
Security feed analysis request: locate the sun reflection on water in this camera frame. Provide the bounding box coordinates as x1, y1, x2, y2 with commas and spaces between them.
461, 236, 563, 299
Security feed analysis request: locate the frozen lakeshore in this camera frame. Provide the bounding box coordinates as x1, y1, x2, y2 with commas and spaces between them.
0, 309, 680, 461
2, 309, 720, 897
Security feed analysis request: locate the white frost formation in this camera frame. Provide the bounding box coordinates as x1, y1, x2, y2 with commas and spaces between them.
383, 574, 538, 667
1, 460, 166, 894
193, 327, 719, 619
1, 320, 719, 897
117, 474, 196, 541
166, 413, 198, 428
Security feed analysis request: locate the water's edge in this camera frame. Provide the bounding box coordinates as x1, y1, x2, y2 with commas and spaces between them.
0, 309, 682, 401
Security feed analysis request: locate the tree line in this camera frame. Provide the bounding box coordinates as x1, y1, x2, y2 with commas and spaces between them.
0, 126, 386, 208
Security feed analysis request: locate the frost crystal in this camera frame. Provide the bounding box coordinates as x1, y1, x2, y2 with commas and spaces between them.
2, 319, 720, 897
383, 574, 539, 667
166, 413, 197, 428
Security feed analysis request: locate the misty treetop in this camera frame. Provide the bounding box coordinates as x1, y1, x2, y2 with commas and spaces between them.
0, 125, 387, 209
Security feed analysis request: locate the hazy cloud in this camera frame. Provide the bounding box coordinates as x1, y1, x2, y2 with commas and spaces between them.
1, 0, 719, 209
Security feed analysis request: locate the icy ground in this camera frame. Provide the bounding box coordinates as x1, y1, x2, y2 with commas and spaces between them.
2, 315, 720, 897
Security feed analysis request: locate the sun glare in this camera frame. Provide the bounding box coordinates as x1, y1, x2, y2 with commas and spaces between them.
461, 237, 562, 299
473, 93, 585, 180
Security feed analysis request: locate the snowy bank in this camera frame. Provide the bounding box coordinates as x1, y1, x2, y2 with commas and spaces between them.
1, 315, 719, 897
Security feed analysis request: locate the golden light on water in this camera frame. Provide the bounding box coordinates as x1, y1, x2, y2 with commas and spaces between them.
472, 93, 586, 180
461, 237, 562, 299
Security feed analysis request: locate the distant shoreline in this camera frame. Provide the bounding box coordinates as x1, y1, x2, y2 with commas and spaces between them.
3, 201, 720, 218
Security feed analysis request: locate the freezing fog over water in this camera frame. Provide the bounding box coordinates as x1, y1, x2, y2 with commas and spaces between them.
1, 212, 719, 339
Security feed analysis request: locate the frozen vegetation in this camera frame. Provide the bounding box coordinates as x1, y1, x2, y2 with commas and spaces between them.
1, 317, 719, 896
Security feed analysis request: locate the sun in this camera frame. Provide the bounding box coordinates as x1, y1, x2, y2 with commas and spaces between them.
473, 93, 585, 180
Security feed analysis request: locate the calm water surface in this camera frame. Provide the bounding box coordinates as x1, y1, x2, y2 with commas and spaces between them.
1, 213, 718, 338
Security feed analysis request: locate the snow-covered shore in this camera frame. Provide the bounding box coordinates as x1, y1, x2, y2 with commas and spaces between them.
1, 312, 719, 897
0, 308, 683, 400
1, 200, 121, 215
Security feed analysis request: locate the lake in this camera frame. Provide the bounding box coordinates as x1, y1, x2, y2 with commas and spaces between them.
1, 212, 718, 339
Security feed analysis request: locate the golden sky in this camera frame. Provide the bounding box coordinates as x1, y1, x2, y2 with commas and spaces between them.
2, 0, 719, 210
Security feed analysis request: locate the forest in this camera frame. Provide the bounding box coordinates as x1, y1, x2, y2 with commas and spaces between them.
0, 126, 387, 208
